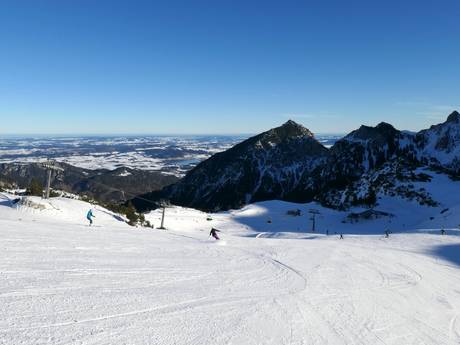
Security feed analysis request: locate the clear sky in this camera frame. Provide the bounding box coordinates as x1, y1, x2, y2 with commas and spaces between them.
0, 0, 459, 135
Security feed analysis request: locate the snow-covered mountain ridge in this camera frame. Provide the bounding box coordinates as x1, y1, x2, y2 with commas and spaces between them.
415, 111, 460, 170
134, 111, 460, 212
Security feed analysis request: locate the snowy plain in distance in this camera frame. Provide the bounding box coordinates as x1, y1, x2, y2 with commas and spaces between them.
0, 134, 342, 176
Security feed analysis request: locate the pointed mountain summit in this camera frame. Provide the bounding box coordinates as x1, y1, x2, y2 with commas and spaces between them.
242, 119, 315, 149
134, 121, 328, 211
269, 119, 314, 139
218, 119, 326, 161
446, 110, 460, 123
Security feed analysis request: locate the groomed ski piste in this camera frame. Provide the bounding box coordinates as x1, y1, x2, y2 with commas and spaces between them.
1, 169, 460, 344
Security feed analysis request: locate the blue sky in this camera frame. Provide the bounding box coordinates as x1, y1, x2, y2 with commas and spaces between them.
0, 0, 459, 135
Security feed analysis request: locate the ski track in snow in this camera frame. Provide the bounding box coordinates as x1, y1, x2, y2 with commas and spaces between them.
1, 196, 460, 344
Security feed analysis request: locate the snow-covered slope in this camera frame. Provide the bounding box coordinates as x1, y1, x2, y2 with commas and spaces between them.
2, 191, 460, 344
0, 194, 129, 226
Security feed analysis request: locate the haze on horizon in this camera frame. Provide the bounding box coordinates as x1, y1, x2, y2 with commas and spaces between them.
0, 0, 458, 135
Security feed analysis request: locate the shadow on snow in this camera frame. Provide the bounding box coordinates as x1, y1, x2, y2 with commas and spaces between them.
430, 243, 460, 267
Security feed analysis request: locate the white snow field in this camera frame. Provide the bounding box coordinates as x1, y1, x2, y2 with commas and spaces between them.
2, 170, 460, 345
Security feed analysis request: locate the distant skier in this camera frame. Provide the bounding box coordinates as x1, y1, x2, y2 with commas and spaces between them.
86, 209, 96, 226
384, 229, 390, 238
210, 228, 221, 240
339, 233, 343, 239
441, 228, 446, 235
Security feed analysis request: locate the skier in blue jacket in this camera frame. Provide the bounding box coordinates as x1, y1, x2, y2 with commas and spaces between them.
87, 209, 95, 226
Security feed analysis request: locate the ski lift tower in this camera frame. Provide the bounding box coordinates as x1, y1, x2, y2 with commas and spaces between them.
41, 160, 64, 199
308, 209, 321, 232
157, 199, 169, 230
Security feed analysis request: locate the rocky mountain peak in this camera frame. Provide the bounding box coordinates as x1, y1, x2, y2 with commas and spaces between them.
446, 110, 460, 123
346, 122, 399, 142
375, 122, 397, 132
135, 120, 329, 211
268, 120, 314, 141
